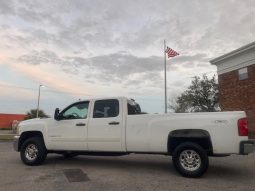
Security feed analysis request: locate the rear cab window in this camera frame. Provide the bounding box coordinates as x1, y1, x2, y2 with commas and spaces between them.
93, 99, 119, 118
127, 99, 142, 115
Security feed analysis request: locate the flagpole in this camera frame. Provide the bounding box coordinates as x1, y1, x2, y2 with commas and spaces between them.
164, 40, 167, 114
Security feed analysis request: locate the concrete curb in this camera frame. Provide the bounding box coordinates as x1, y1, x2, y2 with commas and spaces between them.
0, 130, 16, 141
0, 134, 15, 141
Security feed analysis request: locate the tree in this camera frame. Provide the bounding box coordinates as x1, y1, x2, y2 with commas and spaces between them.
169, 75, 220, 113
25, 109, 49, 119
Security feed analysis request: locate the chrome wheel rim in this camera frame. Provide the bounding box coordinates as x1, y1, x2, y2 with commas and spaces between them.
179, 150, 201, 171
25, 144, 38, 161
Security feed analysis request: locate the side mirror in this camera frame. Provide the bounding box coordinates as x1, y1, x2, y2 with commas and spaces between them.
54, 108, 60, 120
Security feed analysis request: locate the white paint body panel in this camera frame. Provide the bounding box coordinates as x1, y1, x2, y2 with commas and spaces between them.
87, 98, 124, 151
126, 112, 247, 153
47, 118, 88, 150
18, 97, 248, 154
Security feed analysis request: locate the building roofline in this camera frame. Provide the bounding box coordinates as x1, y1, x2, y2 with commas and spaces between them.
210, 41, 255, 65
0, 113, 26, 116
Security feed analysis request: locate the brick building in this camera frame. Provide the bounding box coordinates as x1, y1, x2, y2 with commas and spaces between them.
210, 42, 255, 137
0, 114, 26, 129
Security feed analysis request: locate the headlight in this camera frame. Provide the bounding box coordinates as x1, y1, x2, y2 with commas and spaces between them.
14, 121, 22, 135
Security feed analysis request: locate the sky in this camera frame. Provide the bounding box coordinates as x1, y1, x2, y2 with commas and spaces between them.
0, 0, 255, 116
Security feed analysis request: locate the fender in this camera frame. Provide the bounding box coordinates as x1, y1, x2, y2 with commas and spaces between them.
17, 119, 49, 150
167, 129, 213, 155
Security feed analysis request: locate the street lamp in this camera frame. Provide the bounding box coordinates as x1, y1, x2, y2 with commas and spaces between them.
36, 85, 45, 118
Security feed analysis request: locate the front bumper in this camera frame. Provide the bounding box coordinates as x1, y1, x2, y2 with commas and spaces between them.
13, 135, 20, 152
240, 140, 255, 155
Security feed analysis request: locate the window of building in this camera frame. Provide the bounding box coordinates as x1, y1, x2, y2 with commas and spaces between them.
93, 99, 119, 118
238, 67, 248, 80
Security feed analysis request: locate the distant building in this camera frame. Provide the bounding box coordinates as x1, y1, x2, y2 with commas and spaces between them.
210, 42, 255, 137
0, 114, 26, 129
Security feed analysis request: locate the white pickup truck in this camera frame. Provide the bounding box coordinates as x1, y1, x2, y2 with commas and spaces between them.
14, 97, 254, 177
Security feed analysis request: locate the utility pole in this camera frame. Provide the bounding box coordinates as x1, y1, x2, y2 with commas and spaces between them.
37, 85, 44, 118
164, 40, 167, 114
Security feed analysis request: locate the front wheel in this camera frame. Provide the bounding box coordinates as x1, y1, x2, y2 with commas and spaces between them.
172, 142, 209, 178
20, 137, 47, 166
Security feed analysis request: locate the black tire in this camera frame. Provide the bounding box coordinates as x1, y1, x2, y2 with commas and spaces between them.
172, 142, 209, 178
20, 137, 47, 166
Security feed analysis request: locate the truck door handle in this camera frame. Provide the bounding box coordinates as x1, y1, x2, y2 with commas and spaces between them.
76, 123, 86, 126
108, 121, 120, 125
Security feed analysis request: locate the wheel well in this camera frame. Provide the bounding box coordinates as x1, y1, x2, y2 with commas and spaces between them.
167, 129, 213, 155
18, 131, 44, 151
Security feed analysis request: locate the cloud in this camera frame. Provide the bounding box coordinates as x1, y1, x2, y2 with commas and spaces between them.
18, 50, 163, 80
11, 62, 93, 96
0, 80, 36, 99
3, 1, 255, 58
18, 50, 58, 65
17, 49, 216, 96
0, 0, 14, 15
1, 0, 255, 114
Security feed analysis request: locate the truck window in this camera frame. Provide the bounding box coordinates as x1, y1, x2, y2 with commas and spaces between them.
93, 99, 119, 118
60, 102, 89, 120
128, 103, 141, 115
128, 103, 136, 115
127, 99, 142, 115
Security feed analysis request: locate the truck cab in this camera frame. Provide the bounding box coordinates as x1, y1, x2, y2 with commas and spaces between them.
49, 98, 126, 152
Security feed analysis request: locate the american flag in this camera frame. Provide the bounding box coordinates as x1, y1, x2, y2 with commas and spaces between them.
165, 46, 179, 58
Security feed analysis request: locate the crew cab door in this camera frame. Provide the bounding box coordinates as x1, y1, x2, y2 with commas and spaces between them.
47, 101, 90, 150
88, 99, 123, 151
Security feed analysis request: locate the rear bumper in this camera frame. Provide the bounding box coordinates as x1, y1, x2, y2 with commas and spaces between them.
13, 135, 20, 152
239, 140, 255, 155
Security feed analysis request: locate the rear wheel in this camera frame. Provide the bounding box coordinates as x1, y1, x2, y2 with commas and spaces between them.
20, 137, 47, 166
172, 142, 209, 178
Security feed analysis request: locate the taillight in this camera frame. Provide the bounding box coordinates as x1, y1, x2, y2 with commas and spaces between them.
238, 118, 248, 136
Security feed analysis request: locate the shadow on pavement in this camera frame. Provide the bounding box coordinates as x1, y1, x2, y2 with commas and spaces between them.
45, 154, 175, 174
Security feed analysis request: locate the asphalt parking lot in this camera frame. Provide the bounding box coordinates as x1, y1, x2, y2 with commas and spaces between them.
0, 141, 255, 191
